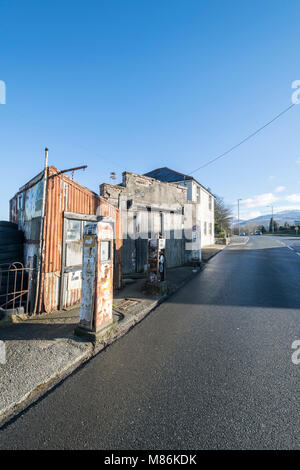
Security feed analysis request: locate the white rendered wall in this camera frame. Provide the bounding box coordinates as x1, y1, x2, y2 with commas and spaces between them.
177, 180, 215, 247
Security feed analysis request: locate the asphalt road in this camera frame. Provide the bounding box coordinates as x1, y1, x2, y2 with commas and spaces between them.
272, 235, 300, 254
1, 235, 300, 449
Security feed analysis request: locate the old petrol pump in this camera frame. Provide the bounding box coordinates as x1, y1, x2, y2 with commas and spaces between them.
75, 217, 114, 340
144, 237, 167, 294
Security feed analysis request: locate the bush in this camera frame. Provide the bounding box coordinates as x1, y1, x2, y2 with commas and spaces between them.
216, 231, 226, 238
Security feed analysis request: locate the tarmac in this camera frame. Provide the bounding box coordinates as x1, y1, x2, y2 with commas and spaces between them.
0, 244, 224, 427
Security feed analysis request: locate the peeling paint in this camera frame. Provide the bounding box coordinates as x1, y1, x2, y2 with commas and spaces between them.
79, 221, 114, 332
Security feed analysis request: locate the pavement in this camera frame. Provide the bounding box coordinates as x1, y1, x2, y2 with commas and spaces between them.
201, 242, 228, 261
0, 248, 223, 428
1, 235, 299, 450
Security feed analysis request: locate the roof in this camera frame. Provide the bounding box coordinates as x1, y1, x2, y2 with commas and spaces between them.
144, 167, 214, 197
12, 166, 100, 199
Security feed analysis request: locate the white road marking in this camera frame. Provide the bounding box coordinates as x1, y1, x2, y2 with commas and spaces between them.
275, 238, 300, 257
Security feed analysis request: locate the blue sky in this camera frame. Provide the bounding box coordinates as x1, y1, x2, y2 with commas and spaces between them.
1, 0, 300, 220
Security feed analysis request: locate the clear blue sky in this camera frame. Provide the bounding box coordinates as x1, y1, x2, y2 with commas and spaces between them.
1, 0, 300, 220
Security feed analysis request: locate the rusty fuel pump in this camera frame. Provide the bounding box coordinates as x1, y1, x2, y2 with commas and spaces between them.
143, 237, 167, 295
75, 217, 114, 341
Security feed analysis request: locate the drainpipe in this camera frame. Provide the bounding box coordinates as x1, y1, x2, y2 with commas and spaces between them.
33, 147, 48, 314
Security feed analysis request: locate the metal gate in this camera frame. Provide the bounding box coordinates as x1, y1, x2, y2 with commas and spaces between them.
0, 262, 34, 314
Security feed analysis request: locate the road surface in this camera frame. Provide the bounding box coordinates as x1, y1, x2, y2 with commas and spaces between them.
1, 235, 300, 449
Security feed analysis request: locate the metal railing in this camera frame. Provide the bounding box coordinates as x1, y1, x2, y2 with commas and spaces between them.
0, 262, 34, 315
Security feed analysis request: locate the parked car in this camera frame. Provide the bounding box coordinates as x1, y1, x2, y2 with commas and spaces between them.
254, 230, 262, 235
240, 232, 246, 236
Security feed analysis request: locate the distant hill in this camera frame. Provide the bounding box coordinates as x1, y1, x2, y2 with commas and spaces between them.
238, 210, 300, 229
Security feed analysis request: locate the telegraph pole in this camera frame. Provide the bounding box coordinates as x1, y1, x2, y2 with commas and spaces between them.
34, 147, 48, 314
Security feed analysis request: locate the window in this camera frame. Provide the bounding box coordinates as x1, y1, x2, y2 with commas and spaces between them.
159, 212, 164, 237
196, 186, 201, 203
133, 212, 138, 234
65, 219, 84, 268
204, 221, 207, 235
66, 220, 82, 241
170, 211, 174, 240
34, 180, 44, 213
147, 207, 151, 238
17, 194, 24, 210
209, 223, 212, 235
209, 196, 212, 210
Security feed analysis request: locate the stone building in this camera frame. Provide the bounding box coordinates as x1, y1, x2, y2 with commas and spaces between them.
144, 167, 215, 247
100, 171, 189, 275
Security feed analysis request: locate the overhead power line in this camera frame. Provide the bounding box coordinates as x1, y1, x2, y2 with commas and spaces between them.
188, 102, 296, 175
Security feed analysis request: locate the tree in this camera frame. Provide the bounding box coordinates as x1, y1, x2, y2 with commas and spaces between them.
269, 217, 279, 233
214, 195, 233, 235
257, 225, 266, 233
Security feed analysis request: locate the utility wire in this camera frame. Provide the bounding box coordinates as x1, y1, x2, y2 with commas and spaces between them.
188, 102, 296, 175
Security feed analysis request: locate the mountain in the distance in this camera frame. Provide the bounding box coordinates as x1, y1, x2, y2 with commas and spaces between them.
238, 210, 300, 229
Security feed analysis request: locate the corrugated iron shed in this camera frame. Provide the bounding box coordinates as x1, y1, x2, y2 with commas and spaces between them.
10, 165, 122, 314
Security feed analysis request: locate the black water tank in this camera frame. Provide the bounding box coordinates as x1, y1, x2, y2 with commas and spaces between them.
0, 221, 24, 265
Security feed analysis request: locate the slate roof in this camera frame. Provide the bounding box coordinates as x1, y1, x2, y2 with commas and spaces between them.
144, 167, 214, 196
